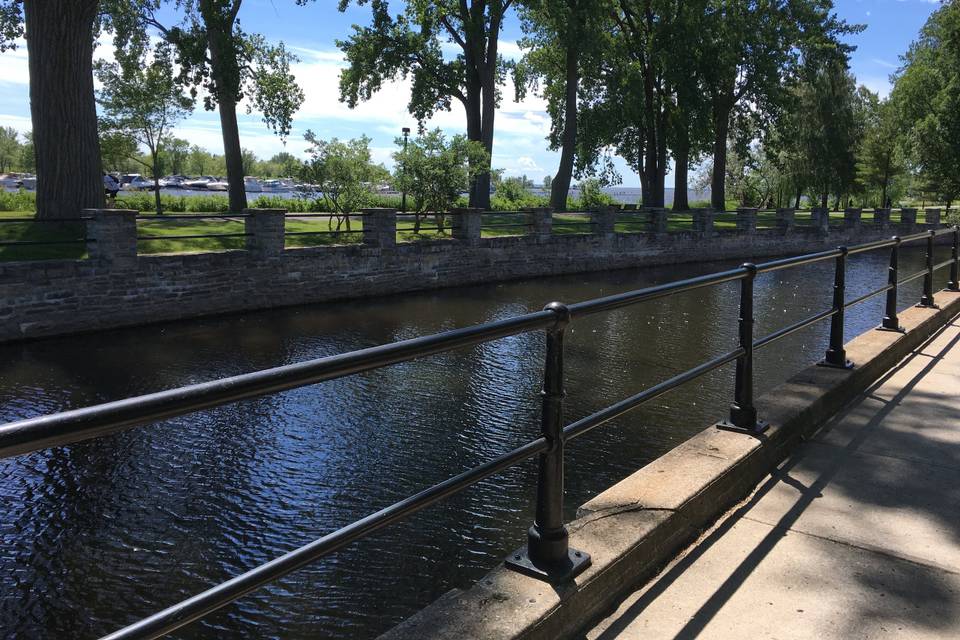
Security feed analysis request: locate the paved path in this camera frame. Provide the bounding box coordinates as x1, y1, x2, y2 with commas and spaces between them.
587, 319, 960, 640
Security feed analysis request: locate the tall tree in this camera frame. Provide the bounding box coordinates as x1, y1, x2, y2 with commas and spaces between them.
0, 1, 104, 218
337, 0, 513, 209
96, 41, 194, 214
120, 0, 304, 212
699, 0, 857, 210
892, 1, 960, 208
857, 92, 904, 207
514, 0, 608, 210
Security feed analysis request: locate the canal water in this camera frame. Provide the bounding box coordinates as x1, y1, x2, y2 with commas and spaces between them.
0, 247, 946, 639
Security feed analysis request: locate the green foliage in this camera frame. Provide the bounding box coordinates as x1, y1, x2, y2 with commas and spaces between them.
0, 189, 37, 212
0, 126, 21, 173
300, 133, 386, 227
572, 178, 614, 209
392, 129, 490, 220
96, 40, 194, 213
892, 1, 960, 206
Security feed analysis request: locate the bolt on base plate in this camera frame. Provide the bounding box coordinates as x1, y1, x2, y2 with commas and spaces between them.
504, 547, 591, 584
715, 419, 770, 435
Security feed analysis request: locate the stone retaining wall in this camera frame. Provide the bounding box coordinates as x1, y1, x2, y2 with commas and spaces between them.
0, 207, 953, 343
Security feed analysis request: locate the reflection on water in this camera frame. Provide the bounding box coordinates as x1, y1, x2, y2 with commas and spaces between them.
0, 247, 944, 639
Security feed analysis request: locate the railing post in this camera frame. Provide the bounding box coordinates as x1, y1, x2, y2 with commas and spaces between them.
880, 236, 904, 332
506, 302, 590, 583
812, 207, 830, 235
736, 207, 758, 234
451, 207, 482, 245
819, 247, 853, 369
843, 207, 862, 230
718, 264, 768, 433
590, 205, 616, 237
362, 208, 397, 248
526, 207, 553, 241
244, 208, 286, 258
949, 226, 960, 291
776, 208, 795, 232
85, 208, 138, 265
919, 229, 937, 307
647, 207, 668, 233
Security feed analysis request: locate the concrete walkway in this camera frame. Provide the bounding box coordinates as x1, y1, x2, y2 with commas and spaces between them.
587, 319, 960, 640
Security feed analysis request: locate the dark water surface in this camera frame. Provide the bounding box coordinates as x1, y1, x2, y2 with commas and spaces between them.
0, 247, 946, 639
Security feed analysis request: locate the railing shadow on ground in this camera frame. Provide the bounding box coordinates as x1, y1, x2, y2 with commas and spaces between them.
587, 319, 960, 640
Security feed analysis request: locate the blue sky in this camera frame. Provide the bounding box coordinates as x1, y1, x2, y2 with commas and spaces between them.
0, 0, 942, 185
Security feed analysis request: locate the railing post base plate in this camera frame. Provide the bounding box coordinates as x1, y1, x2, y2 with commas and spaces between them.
505, 547, 591, 585
877, 324, 905, 334
916, 301, 939, 309
817, 358, 854, 370
714, 419, 769, 436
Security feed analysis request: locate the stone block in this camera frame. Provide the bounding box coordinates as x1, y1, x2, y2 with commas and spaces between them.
451, 208, 483, 245
85, 208, 138, 265
362, 208, 397, 248
525, 207, 553, 240
736, 207, 758, 233
874, 207, 891, 228
844, 207, 862, 229
901, 208, 918, 225
647, 208, 669, 233
925, 208, 941, 225
244, 208, 286, 257
776, 208, 795, 231
590, 206, 617, 236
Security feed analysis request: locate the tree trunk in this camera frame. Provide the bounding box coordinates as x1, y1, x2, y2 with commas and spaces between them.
24, 0, 103, 219
151, 150, 163, 215
205, 15, 247, 213
673, 136, 690, 210
217, 97, 247, 212
475, 71, 496, 211
550, 39, 579, 212
710, 106, 729, 211
795, 187, 802, 209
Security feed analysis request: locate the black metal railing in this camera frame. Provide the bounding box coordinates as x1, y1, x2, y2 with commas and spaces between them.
0, 227, 958, 640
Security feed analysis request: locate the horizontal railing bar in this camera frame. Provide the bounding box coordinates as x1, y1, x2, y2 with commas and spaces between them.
0, 217, 92, 223
568, 267, 749, 318
932, 226, 956, 237
137, 234, 251, 241
283, 230, 361, 236
898, 269, 928, 286
135, 215, 247, 220
845, 284, 893, 309
0, 310, 557, 460
847, 238, 897, 255
753, 307, 836, 350
0, 239, 88, 246
755, 249, 841, 274
934, 258, 954, 271
900, 231, 934, 243
100, 436, 549, 640
564, 347, 744, 442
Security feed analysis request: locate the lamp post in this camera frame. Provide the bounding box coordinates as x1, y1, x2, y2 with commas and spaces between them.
401, 127, 411, 213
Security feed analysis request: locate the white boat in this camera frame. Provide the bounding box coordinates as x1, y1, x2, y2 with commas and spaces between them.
19, 175, 36, 189
159, 175, 188, 188
183, 176, 216, 190
244, 177, 263, 192
127, 176, 158, 191
260, 179, 285, 193
206, 179, 229, 191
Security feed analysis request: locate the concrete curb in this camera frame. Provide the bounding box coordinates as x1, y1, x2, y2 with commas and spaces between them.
379, 289, 960, 640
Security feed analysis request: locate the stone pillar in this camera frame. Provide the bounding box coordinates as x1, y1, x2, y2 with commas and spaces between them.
451, 207, 482, 245
925, 208, 941, 225
776, 208, 795, 232
811, 207, 830, 234
647, 207, 669, 233
843, 207, 862, 230
901, 207, 917, 225
590, 205, 617, 236
874, 207, 891, 228
362, 208, 397, 248
526, 207, 553, 240
85, 208, 137, 265
736, 207, 758, 233
244, 208, 286, 257
692, 208, 715, 234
